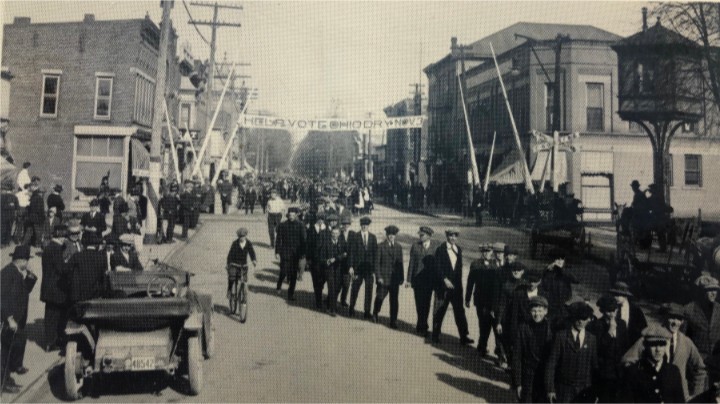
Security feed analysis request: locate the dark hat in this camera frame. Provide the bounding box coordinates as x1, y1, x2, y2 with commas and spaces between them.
548, 247, 567, 260
504, 245, 518, 255
53, 184, 63, 192
658, 303, 685, 320
507, 262, 526, 272
326, 214, 339, 222
596, 295, 619, 312
385, 225, 400, 235
236, 227, 248, 237
82, 232, 103, 246
525, 270, 543, 283
528, 295, 548, 308
695, 274, 720, 291
418, 226, 433, 236
52, 224, 68, 238
31, 175, 41, 183
478, 243, 493, 252
22, 161, 31, 168
340, 216, 352, 225
315, 214, 325, 223
567, 301, 594, 320
609, 281, 634, 297
10, 245, 31, 260
118, 203, 129, 214
89, 198, 100, 207
492, 242, 506, 253
631, 180, 640, 188
360, 217, 372, 226
445, 228, 459, 236
642, 324, 672, 344
287, 207, 301, 214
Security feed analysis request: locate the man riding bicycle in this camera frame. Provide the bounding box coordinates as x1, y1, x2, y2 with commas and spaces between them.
227, 227, 257, 298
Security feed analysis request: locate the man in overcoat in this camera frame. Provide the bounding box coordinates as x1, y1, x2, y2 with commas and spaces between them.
587, 295, 629, 403
684, 274, 720, 360
512, 295, 553, 403
41, 225, 69, 351
274, 207, 306, 301
406, 226, 439, 336
348, 216, 377, 318
466, 243, 501, 357
372, 225, 403, 328
319, 226, 347, 316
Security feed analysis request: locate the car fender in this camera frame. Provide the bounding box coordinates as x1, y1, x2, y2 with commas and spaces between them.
184, 312, 203, 331
65, 320, 95, 352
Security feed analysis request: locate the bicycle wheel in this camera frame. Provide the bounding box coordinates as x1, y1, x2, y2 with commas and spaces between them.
238, 282, 248, 323
229, 280, 239, 314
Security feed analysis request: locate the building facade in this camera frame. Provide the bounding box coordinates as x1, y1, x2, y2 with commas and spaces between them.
2, 14, 183, 210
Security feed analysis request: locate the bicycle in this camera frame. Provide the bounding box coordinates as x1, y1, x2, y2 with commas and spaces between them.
227, 263, 249, 323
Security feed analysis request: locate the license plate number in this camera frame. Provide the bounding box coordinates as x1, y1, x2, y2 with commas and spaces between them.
131, 357, 156, 370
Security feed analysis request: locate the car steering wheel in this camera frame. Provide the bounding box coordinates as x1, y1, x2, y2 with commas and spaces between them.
146, 274, 178, 297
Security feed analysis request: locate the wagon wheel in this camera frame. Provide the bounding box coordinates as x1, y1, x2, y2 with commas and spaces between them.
187, 334, 204, 395
64, 341, 84, 400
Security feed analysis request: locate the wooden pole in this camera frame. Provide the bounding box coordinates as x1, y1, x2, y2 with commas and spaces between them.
539, 150, 552, 192
552, 130, 560, 192
483, 131, 496, 192
458, 66, 481, 188
489, 42, 534, 195
211, 122, 240, 185
191, 62, 236, 180
163, 99, 181, 184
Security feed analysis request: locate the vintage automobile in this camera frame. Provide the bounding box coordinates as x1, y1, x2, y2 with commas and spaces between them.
63, 262, 214, 400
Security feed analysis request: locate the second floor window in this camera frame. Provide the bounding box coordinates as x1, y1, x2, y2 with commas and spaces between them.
133, 74, 155, 126
94, 76, 113, 119
586, 82, 604, 131
684, 154, 702, 186
41, 74, 60, 117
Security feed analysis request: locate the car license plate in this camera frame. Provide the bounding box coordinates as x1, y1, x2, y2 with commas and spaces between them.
131, 357, 156, 371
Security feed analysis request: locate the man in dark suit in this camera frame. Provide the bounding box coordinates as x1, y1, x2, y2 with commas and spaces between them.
109, 235, 144, 272
466, 243, 501, 357
609, 281, 648, 345
512, 296, 553, 403
684, 275, 720, 361
306, 215, 326, 309
348, 216, 377, 318
23, 181, 45, 247
65, 232, 108, 304
46, 184, 65, 221
80, 199, 107, 239
274, 207, 306, 301
1, 245, 38, 393
406, 226, 439, 336
621, 325, 685, 403
373, 225, 403, 328
540, 248, 577, 330
545, 301, 598, 403
179, 181, 197, 239
587, 295, 629, 403
431, 229, 473, 345
41, 225, 69, 352
158, 184, 180, 243
319, 226, 348, 316
337, 217, 354, 306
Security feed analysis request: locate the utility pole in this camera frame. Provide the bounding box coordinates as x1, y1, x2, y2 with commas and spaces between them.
409, 83, 424, 184
189, 1, 242, 154
147, 0, 174, 241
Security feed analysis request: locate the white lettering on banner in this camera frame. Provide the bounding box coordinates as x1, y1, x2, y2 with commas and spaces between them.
240, 114, 425, 131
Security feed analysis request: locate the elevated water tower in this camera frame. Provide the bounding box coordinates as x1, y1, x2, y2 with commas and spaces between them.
611, 8, 704, 203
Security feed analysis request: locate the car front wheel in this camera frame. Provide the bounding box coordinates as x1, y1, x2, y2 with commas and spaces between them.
187, 335, 203, 395
64, 341, 84, 400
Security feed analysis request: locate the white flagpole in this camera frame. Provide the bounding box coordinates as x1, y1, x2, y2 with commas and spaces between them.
539, 150, 552, 192
489, 42, 535, 195
191, 62, 236, 181
483, 131, 497, 192
211, 99, 253, 186
458, 75, 481, 187
163, 99, 181, 184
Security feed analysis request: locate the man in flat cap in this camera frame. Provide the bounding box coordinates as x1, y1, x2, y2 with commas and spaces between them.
506, 270, 544, 342
226, 227, 257, 300
587, 295, 629, 403
621, 325, 685, 403
495, 260, 526, 364
623, 303, 706, 401
274, 207, 306, 301
1, 245, 37, 393
545, 301, 597, 403
512, 295, 553, 403
372, 225, 403, 328
683, 275, 720, 361
348, 216, 377, 318
467, 243, 502, 359
431, 229, 473, 345
406, 226, 439, 336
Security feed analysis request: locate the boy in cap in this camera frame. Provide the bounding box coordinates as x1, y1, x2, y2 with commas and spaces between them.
621, 325, 685, 403
226, 227, 257, 298
512, 295, 553, 403
406, 225, 439, 335
372, 225, 403, 327
623, 303, 706, 401
348, 216, 378, 318
545, 301, 598, 403
432, 229, 473, 345
587, 295, 629, 403
609, 281, 647, 345
466, 243, 502, 359
507, 269, 544, 338
1, 245, 38, 393
684, 275, 720, 360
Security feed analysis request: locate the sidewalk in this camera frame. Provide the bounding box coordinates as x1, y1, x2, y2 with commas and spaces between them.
1, 221, 201, 402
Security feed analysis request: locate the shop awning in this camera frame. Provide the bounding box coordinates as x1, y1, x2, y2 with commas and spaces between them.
131, 139, 150, 177
489, 149, 567, 185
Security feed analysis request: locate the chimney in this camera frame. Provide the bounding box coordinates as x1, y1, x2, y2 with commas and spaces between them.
83, 14, 95, 23
451, 37, 458, 52
641, 7, 648, 32
13, 17, 31, 26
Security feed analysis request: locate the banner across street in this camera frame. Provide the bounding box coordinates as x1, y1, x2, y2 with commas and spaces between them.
239, 113, 425, 131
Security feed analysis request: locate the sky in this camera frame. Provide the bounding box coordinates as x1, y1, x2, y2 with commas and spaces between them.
1, 0, 651, 122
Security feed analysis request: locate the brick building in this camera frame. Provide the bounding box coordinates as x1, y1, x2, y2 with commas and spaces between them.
2, 14, 184, 211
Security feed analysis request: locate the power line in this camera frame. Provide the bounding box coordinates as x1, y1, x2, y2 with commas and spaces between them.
182, 0, 210, 45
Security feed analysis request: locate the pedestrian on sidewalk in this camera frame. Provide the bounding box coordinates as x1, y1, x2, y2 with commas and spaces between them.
495, 259, 526, 365
23, 180, 44, 247
180, 181, 197, 239
349, 217, 378, 319
46, 184, 65, 221
41, 224, 69, 352
158, 184, 180, 243
81, 199, 107, 240
406, 226, 439, 337
13, 184, 29, 244
274, 207, 306, 301
372, 225, 403, 328
1, 245, 38, 394
431, 229, 473, 345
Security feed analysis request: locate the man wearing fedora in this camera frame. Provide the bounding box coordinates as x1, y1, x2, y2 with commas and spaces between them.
406, 226, 439, 336
0, 179, 18, 247
348, 216, 378, 318
40, 225, 69, 352
545, 301, 597, 403
609, 281, 647, 344
1, 245, 38, 393
46, 184, 65, 221
683, 275, 720, 361
431, 228, 473, 345
587, 295, 629, 403
620, 325, 685, 403
623, 303, 707, 401
274, 207, 306, 301
80, 199, 107, 239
